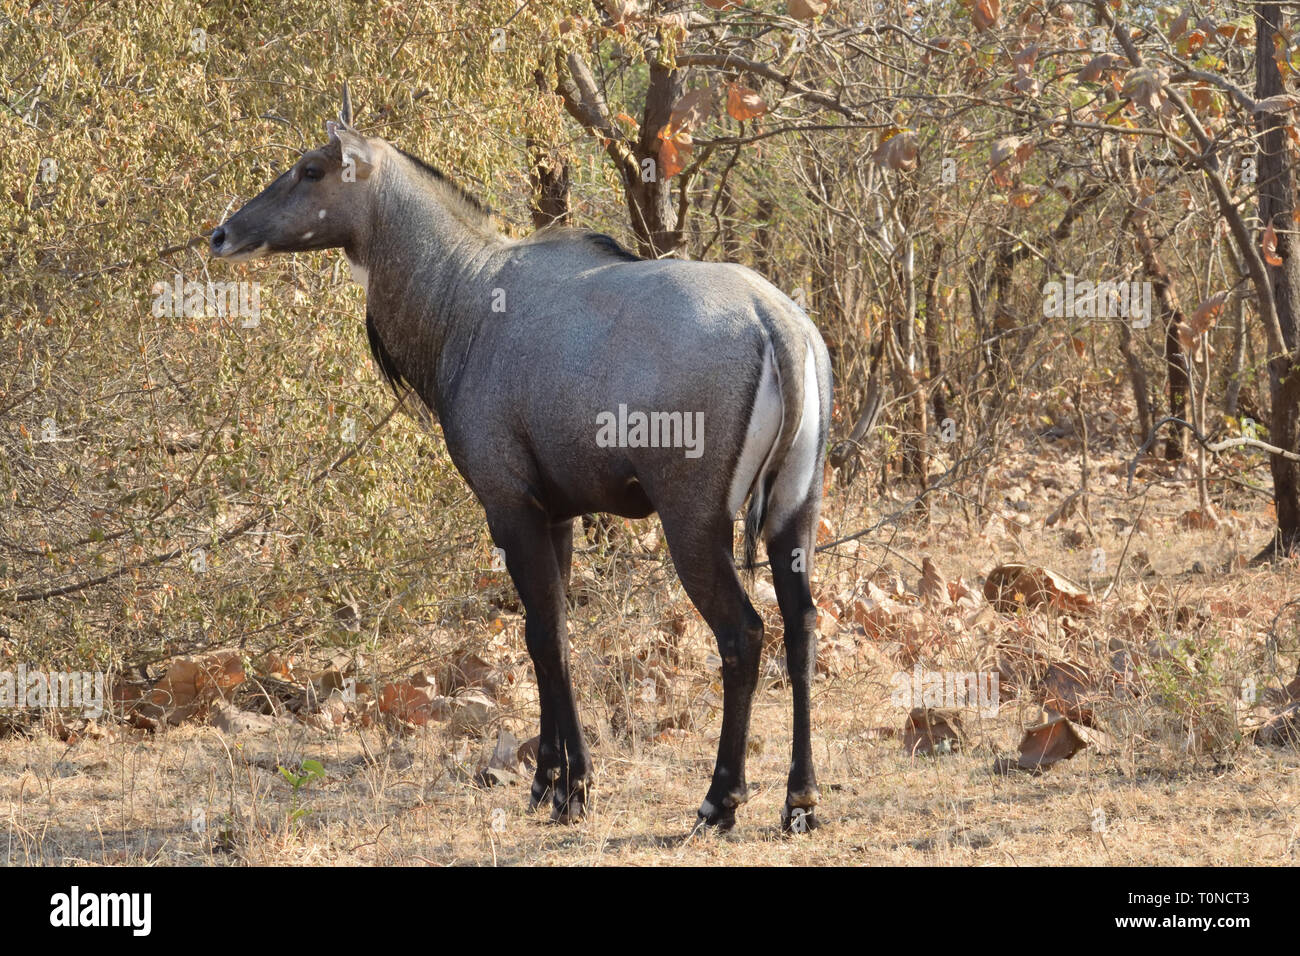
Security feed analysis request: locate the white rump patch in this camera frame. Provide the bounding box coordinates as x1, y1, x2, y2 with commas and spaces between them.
767, 341, 821, 532
727, 342, 783, 517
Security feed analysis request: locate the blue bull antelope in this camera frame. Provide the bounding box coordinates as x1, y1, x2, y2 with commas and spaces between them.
210, 95, 833, 832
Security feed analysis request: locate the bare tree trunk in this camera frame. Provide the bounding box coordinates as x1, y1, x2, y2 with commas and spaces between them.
754, 196, 776, 283
528, 73, 570, 230
1223, 287, 1247, 418
628, 54, 685, 257
1119, 319, 1154, 447
1256, 3, 1300, 556
923, 239, 948, 428
1120, 142, 1185, 457
554, 49, 685, 258
1164, 318, 1190, 459
717, 175, 740, 263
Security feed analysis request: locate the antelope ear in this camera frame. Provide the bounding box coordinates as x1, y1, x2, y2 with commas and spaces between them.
327, 122, 376, 181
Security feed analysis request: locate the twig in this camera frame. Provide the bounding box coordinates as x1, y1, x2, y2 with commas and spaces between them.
9, 398, 406, 603
1125, 416, 1300, 492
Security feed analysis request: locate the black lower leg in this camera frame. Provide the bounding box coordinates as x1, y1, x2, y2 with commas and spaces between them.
492, 510, 592, 822
770, 523, 821, 832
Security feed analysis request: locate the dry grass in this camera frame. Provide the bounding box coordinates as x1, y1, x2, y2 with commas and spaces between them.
5, 393, 1300, 867
4, 678, 1297, 866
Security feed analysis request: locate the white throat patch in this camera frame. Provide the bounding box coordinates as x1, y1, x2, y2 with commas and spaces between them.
346, 256, 369, 293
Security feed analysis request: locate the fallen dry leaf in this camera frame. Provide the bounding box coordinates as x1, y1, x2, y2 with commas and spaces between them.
1255, 702, 1300, 747
920, 556, 950, 607
983, 563, 1093, 614
1016, 715, 1089, 770
902, 707, 964, 756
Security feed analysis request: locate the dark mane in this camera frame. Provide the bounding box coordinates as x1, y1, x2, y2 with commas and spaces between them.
395, 147, 494, 218
366, 309, 410, 397
395, 149, 639, 262
519, 225, 642, 262
582, 232, 641, 261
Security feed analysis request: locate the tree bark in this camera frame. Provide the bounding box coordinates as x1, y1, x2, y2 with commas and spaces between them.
528, 73, 570, 230
923, 238, 948, 428
1256, 4, 1300, 556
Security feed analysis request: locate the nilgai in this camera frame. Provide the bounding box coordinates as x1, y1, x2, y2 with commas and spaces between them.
209, 95, 832, 832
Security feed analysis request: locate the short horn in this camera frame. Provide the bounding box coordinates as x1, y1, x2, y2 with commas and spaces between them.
339, 81, 353, 129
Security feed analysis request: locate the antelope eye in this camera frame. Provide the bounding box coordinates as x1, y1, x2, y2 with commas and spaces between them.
303, 165, 323, 182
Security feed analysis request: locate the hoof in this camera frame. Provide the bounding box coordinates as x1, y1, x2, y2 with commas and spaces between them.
549, 778, 590, 824
528, 772, 556, 811
696, 793, 745, 832
780, 804, 819, 834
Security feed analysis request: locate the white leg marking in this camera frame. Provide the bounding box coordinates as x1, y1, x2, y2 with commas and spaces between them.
727, 342, 784, 517
767, 341, 820, 532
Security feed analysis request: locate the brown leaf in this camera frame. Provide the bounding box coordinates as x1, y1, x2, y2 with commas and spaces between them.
1016, 716, 1089, 770
1168, 9, 1188, 41
475, 729, 524, 787
787, 0, 829, 19
702, 0, 741, 9
1263, 222, 1284, 266
438, 651, 503, 696
1254, 701, 1300, 747
1178, 508, 1220, 530
726, 82, 768, 121
1079, 53, 1123, 83
989, 135, 1022, 171
1254, 93, 1300, 114
902, 707, 964, 756
378, 679, 440, 726
1039, 662, 1098, 726
447, 691, 497, 737
147, 651, 245, 725
920, 556, 950, 607
817, 515, 835, 544
1008, 185, 1040, 208
668, 87, 714, 135
971, 0, 1000, 32
1013, 43, 1040, 69
983, 563, 1093, 614
1186, 291, 1227, 340
658, 131, 691, 178
947, 575, 978, 606
873, 128, 917, 171
1121, 67, 1167, 113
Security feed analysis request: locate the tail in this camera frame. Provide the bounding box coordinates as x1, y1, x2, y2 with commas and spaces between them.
737, 330, 829, 574
743, 473, 775, 574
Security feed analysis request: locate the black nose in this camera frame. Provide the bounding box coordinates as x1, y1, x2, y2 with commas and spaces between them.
209, 226, 226, 253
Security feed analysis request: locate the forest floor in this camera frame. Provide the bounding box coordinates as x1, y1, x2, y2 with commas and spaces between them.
4, 390, 1299, 866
